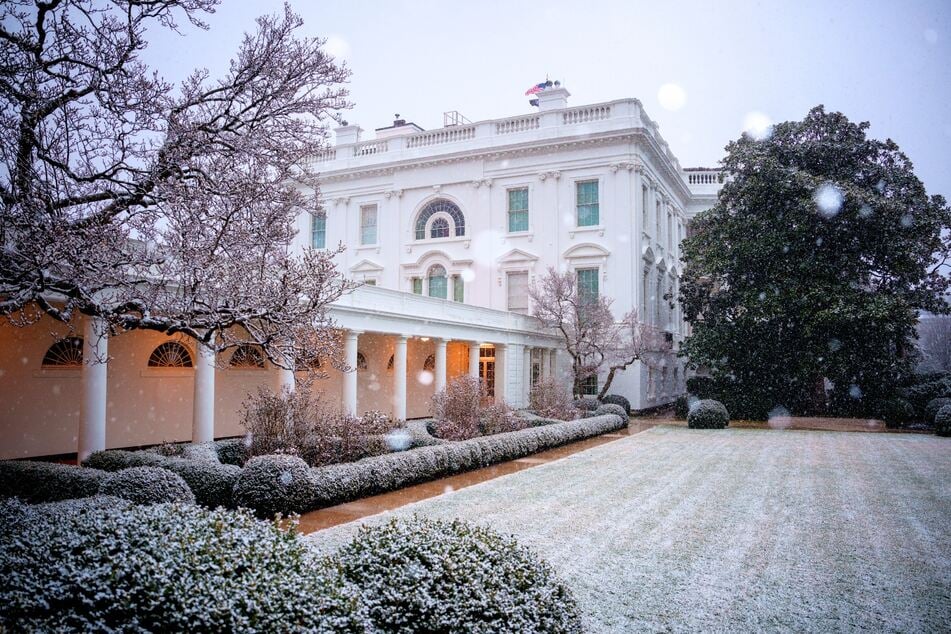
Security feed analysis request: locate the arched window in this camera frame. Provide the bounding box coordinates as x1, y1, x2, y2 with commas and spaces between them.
230, 345, 265, 368
148, 341, 193, 368
356, 352, 368, 370
414, 199, 465, 240
428, 264, 448, 299
430, 217, 450, 239
42, 337, 83, 367
423, 354, 435, 371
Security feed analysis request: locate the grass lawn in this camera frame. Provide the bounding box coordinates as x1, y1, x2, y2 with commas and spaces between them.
306, 426, 950, 632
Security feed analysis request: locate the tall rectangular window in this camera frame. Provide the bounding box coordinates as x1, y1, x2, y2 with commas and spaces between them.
506, 271, 529, 314
411, 277, 422, 295
311, 213, 326, 249
360, 205, 377, 245
507, 187, 529, 233
655, 201, 662, 238
667, 211, 673, 250
576, 180, 599, 227
576, 267, 599, 302
580, 374, 598, 396
641, 186, 648, 230
452, 275, 464, 303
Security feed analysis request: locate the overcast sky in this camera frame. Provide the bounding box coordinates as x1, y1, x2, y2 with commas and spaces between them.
146, 0, 951, 199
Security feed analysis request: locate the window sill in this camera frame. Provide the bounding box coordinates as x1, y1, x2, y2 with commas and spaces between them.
569, 225, 605, 239
140, 368, 194, 378
355, 244, 381, 254
505, 231, 534, 241
32, 368, 81, 379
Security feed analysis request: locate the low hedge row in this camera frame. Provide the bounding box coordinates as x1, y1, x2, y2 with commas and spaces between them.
0, 460, 106, 504
233, 413, 625, 517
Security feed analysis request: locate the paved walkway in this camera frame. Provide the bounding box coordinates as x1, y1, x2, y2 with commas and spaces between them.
306, 426, 951, 632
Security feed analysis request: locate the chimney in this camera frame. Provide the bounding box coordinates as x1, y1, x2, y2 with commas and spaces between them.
334, 122, 362, 145
536, 86, 570, 111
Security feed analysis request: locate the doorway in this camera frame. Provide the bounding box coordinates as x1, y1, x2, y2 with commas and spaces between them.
478, 345, 495, 397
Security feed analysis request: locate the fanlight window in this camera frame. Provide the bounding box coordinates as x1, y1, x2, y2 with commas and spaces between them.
42, 337, 83, 367
423, 354, 435, 371
356, 352, 368, 370
415, 199, 465, 240
148, 341, 193, 368
230, 345, 265, 368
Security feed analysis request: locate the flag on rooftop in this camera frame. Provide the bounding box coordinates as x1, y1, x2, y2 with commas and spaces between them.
525, 80, 552, 96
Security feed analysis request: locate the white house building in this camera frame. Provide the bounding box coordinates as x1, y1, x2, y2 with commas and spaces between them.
0, 86, 722, 460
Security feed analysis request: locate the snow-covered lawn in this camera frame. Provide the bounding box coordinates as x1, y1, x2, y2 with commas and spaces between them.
306, 426, 950, 632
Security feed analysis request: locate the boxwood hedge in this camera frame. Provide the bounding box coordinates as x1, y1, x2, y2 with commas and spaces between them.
0, 460, 106, 504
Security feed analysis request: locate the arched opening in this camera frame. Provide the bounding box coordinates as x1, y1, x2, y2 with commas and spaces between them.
148, 341, 193, 368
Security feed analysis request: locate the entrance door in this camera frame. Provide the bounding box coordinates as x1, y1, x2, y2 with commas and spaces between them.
480, 359, 495, 397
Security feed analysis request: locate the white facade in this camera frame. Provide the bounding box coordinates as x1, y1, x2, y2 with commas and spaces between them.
0, 87, 722, 460
300, 87, 721, 412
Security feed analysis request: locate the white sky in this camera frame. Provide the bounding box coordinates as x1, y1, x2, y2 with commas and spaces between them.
146, 0, 951, 198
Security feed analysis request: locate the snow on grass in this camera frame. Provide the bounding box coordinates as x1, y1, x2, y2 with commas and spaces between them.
305, 426, 951, 632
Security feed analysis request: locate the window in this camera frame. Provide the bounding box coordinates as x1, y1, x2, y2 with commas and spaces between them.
428, 264, 447, 299
576, 267, 599, 302
507, 187, 529, 232
42, 337, 83, 367
655, 201, 662, 237
364, 279, 376, 286
360, 205, 377, 245
647, 368, 655, 399
386, 354, 394, 371
576, 180, 599, 227
415, 199, 465, 239
655, 272, 664, 325
311, 212, 326, 249
229, 345, 265, 368
506, 271, 529, 314
430, 217, 450, 238
452, 274, 464, 302
641, 186, 649, 230
412, 277, 422, 294
423, 354, 435, 371
148, 341, 193, 368
666, 211, 673, 250
661, 367, 669, 394
641, 267, 651, 321
356, 352, 368, 370
579, 374, 598, 396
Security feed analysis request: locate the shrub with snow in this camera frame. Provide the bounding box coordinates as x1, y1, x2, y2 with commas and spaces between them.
529, 377, 579, 421
880, 397, 916, 428
160, 458, 241, 509
360, 410, 395, 434
924, 397, 951, 424
935, 405, 951, 437
334, 515, 582, 633
601, 394, 631, 415
232, 454, 314, 517
180, 442, 221, 463
214, 437, 250, 465
98, 466, 195, 505
574, 396, 601, 412
687, 399, 730, 429
479, 402, 527, 436
431, 375, 485, 440
0, 461, 106, 503
0, 499, 361, 632
82, 449, 165, 471
594, 403, 628, 422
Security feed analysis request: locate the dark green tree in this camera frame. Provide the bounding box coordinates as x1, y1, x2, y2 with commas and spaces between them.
680, 106, 951, 418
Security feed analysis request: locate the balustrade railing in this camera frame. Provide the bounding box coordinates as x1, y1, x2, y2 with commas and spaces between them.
562, 105, 611, 124
405, 125, 476, 148
495, 115, 540, 134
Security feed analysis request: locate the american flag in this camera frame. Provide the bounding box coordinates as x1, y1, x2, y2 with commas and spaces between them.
524, 82, 549, 96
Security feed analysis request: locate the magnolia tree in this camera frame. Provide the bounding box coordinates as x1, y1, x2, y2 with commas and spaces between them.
529, 267, 669, 399
0, 0, 355, 368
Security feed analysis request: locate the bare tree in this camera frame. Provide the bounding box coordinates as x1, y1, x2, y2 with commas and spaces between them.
0, 0, 355, 367
529, 267, 669, 398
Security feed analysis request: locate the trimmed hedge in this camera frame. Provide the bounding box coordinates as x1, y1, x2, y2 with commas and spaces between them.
181, 442, 220, 463
687, 399, 730, 429
232, 455, 315, 518
215, 438, 250, 465
0, 461, 106, 504
594, 404, 628, 421
600, 394, 631, 416
0, 499, 362, 632
98, 466, 195, 505
82, 449, 165, 472
160, 458, 241, 508
573, 397, 601, 412
335, 515, 582, 632
936, 405, 951, 437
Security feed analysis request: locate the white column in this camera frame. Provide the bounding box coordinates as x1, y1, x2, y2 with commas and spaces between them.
79, 316, 108, 462
393, 335, 408, 421
494, 343, 507, 404
550, 348, 559, 380
343, 330, 361, 416
468, 341, 480, 378
523, 346, 532, 406
192, 335, 216, 444
434, 338, 448, 393
279, 366, 295, 394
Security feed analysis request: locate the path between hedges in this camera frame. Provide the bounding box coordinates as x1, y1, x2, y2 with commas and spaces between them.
304, 425, 951, 633
297, 419, 658, 533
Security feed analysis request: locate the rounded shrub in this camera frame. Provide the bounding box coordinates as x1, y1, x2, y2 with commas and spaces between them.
0, 499, 361, 632
334, 515, 582, 633
0, 461, 106, 503
880, 397, 916, 428
573, 396, 601, 412
600, 394, 631, 416
232, 454, 314, 518
98, 466, 195, 505
180, 442, 220, 463
82, 449, 165, 472
594, 403, 628, 422
160, 458, 241, 509
924, 397, 951, 424
936, 405, 951, 437
214, 437, 250, 466
687, 399, 730, 429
